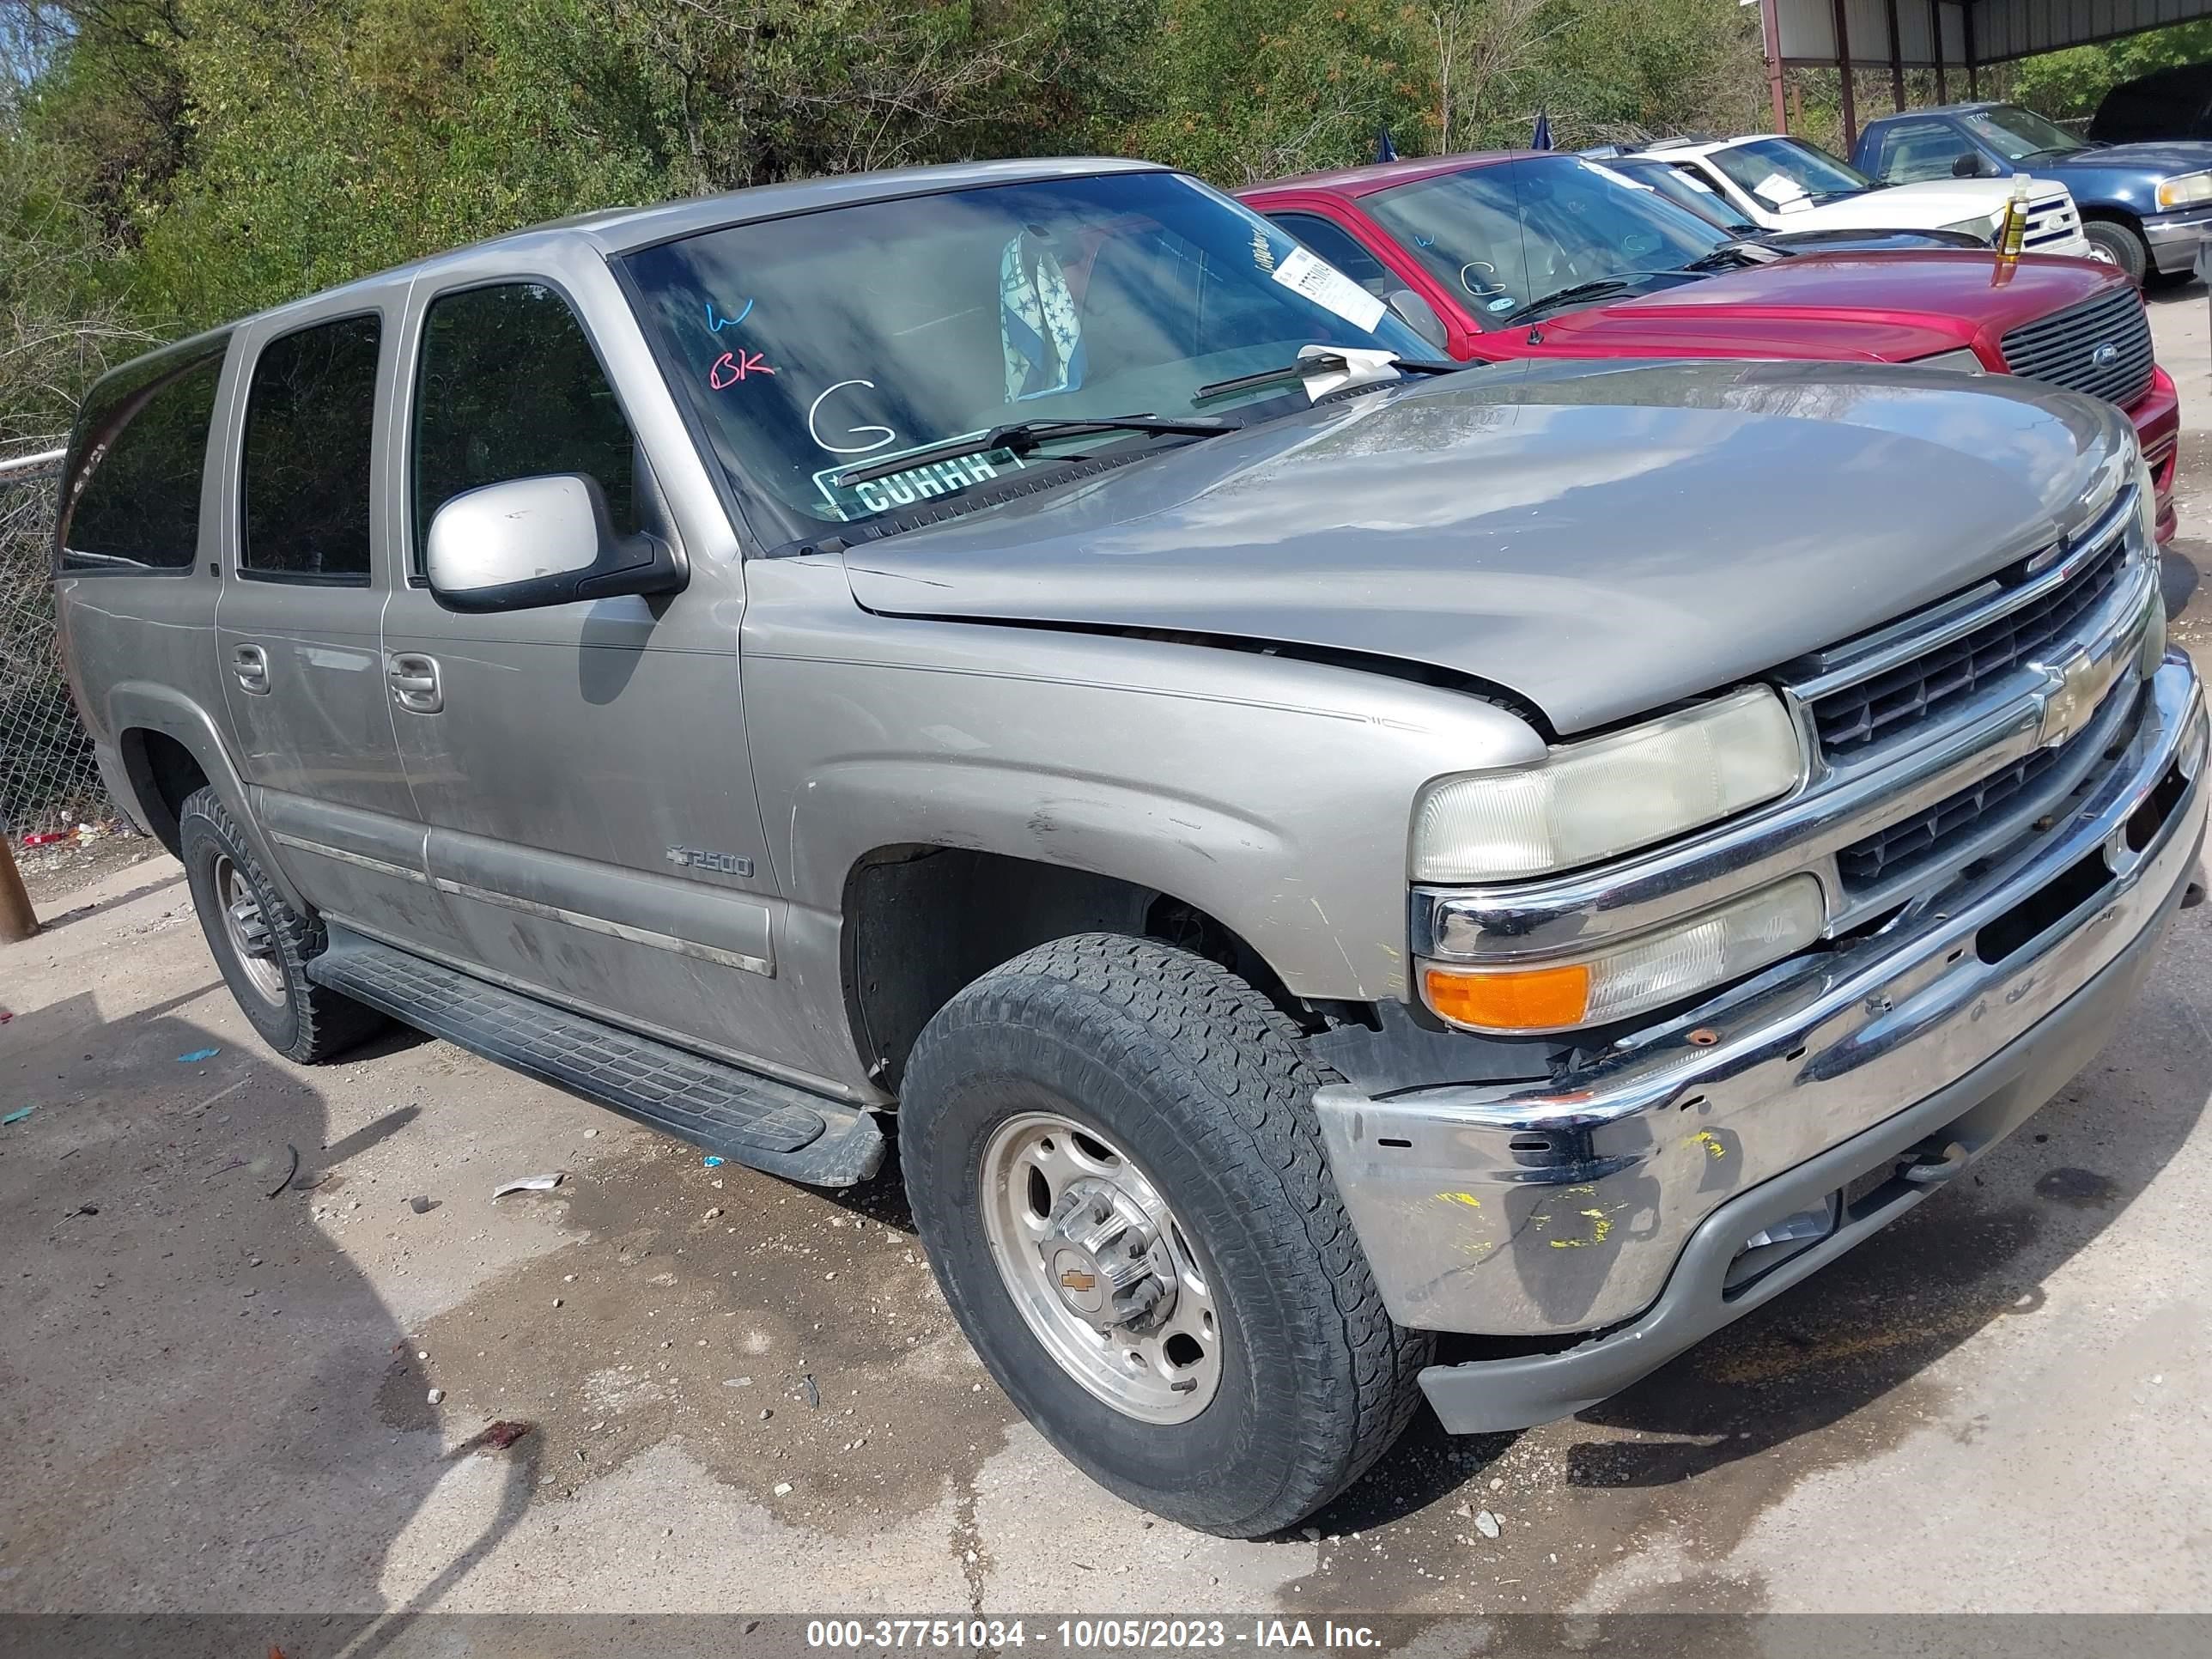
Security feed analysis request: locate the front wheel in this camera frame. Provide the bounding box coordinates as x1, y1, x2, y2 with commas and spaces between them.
2081, 219, 2148, 284
900, 933, 1431, 1537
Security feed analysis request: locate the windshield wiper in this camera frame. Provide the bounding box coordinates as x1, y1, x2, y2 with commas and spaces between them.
1194, 351, 1460, 402
832, 416, 1231, 488
1504, 270, 1698, 325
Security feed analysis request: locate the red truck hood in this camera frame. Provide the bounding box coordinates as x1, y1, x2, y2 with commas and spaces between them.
1528, 250, 2122, 363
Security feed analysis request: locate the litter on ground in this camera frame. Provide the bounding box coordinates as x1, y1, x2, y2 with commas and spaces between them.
492, 1172, 565, 1199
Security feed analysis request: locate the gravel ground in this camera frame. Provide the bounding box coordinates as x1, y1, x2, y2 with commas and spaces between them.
4, 295, 2212, 1633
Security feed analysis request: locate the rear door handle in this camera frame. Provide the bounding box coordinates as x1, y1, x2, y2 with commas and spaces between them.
387, 653, 442, 714
232, 643, 270, 696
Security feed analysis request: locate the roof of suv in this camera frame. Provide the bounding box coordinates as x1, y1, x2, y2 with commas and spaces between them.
1244, 151, 1549, 197
1862, 102, 2007, 123
228, 157, 1171, 332
1634, 136, 1788, 160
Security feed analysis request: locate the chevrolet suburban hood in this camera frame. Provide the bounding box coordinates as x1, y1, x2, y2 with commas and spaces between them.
840, 357, 2130, 735
1532, 249, 2120, 362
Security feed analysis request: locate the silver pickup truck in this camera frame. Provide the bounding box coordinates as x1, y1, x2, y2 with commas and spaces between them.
52, 158, 2207, 1538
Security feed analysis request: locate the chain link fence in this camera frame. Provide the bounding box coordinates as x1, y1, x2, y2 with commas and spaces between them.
1, 453, 115, 840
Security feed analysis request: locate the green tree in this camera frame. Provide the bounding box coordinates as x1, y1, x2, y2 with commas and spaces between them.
2013, 20, 2212, 120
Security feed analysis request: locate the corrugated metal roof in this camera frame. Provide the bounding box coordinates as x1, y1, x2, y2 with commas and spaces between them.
1772, 0, 2212, 69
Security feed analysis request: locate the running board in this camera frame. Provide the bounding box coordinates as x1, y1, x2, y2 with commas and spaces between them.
307, 927, 886, 1188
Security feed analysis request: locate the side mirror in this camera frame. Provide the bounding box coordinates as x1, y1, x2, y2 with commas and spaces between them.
425, 474, 684, 614
1385, 289, 1451, 353
1951, 152, 1988, 179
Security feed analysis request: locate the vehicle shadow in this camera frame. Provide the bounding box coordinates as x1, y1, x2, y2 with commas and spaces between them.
1307, 916, 2209, 1528
0, 988, 538, 1649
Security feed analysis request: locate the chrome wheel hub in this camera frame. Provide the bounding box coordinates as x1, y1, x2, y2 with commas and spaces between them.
1041, 1178, 1178, 1332
979, 1112, 1222, 1424
215, 855, 286, 1006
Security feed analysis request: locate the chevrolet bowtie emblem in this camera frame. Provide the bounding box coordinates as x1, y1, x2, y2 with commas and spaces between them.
1059, 1269, 1097, 1293
2030, 646, 2104, 748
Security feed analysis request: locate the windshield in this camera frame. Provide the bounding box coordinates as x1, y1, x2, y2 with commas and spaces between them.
1608, 159, 1759, 234
621, 171, 1429, 532
1708, 137, 1876, 207
1363, 155, 1731, 321
1964, 105, 2090, 161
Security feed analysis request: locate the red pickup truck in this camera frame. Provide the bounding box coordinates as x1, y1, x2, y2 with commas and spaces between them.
1241, 151, 2180, 540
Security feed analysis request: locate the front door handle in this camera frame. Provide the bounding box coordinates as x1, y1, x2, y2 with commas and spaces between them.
232, 643, 270, 696
387, 653, 442, 714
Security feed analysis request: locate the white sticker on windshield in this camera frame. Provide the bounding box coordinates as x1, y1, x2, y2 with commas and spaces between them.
812, 433, 1027, 520
1753, 171, 1808, 205
1272, 246, 1389, 333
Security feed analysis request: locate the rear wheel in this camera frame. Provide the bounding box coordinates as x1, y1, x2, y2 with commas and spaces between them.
179, 787, 383, 1063
900, 933, 1431, 1537
2082, 219, 2148, 284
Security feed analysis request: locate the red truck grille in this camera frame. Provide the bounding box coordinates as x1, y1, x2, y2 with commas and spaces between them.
1998, 285, 2155, 410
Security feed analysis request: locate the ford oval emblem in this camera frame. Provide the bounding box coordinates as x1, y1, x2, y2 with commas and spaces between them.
2090, 341, 2119, 368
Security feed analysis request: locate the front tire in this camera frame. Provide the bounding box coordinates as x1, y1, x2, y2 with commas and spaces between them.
900, 933, 1431, 1537
2082, 219, 2148, 284
179, 787, 383, 1063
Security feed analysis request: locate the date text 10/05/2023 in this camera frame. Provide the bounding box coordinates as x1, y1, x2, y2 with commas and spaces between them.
803, 1619, 1386, 1650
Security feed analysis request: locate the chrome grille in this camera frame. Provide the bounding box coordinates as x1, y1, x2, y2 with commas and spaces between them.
2021, 193, 2081, 252
1835, 747, 2061, 884
1808, 536, 2131, 757
1999, 286, 2155, 408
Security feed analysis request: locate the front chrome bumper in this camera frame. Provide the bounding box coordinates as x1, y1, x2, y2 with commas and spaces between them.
2146, 204, 2212, 272
1316, 655, 2205, 1340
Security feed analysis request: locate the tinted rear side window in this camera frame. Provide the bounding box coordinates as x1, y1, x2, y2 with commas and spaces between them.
57, 341, 228, 573
413, 282, 636, 557
241, 313, 381, 582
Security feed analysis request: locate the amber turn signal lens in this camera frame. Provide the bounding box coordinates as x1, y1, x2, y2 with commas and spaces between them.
1422, 963, 1590, 1031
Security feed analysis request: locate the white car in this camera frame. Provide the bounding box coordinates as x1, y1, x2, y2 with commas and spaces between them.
1630, 134, 2098, 260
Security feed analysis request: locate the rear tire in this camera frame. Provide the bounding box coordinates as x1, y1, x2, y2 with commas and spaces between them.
900, 933, 1431, 1537
179, 787, 383, 1063
2082, 219, 2148, 285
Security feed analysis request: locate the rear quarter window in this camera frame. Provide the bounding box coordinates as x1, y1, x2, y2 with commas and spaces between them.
55, 337, 229, 574
240, 313, 382, 583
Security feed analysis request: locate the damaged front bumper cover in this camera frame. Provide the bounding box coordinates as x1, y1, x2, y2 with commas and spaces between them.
1314, 656, 2207, 1433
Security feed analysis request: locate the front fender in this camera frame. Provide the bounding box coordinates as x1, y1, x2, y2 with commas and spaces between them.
751, 613, 1548, 1004
2069, 171, 2159, 216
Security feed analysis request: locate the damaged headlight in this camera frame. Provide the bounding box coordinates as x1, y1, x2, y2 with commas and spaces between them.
1411, 685, 1806, 884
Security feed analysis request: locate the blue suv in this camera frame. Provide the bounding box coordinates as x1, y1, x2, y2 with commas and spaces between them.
1852, 100, 2212, 285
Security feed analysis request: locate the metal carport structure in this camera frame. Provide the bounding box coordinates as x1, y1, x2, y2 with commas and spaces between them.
1759, 0, 2212, 144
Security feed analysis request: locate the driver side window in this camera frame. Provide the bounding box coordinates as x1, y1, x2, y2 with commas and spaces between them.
412, 282, 639, 564
1878, 119, 1978, 184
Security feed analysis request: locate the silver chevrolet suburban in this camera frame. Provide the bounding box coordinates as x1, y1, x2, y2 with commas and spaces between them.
52, 158, 2208, 1538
